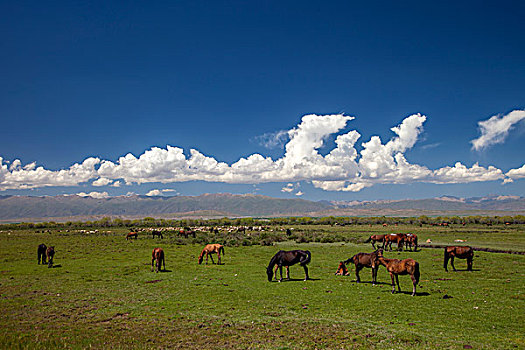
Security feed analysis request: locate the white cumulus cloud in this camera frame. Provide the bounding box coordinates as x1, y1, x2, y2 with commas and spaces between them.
76, 191, 109, 199
471, 110, 525, 151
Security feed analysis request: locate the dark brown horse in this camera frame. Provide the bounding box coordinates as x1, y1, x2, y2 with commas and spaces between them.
342, 249, 383, 284
198, 244, 225, 264
383, 233, 406, 251
266, 250, 311, 282
37, 244, 47, 264
375, 254, 420, 296
151, 230, 163, 239
364, 234, 386, 249
404, 233, 418, 251
46, 246, 55, 268
444, 246, 474, 272
151, 248, 165, 273
126, 232, 138, 240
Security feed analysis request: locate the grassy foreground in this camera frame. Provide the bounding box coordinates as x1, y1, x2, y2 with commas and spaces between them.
0, 225, 524, 349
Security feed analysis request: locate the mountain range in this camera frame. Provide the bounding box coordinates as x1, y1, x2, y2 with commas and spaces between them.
0, 194, 524, 222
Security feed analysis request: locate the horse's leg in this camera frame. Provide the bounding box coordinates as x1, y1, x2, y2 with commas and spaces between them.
371, 241, 376, 250
372, 267, 377, 285
217, 251, 221, 265
274, 265, 279, 280
395, 274, 401, 293
279, 265, 283, 282
467, 257, 473, 271
410, 273, 417, 296
355, 264, 362, 283
450, 256, 456, 271
390, 273, 395, 293
285, 266, 290, 279
302, 265, 309, 281
151, 257, 155, 272
210, 253, 215, 264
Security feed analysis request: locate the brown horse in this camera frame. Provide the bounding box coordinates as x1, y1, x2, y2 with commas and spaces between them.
198, 244, 225, 265
444, 246, 474, 272
375, 254, 420, 296
37, 244, 47, 264
404, 233, 418, 251
364, 234, 386, 249
151, 248, 165, 273
342, 249, 383, 284
267, 250, 311, 282
46, 246, 55, 268
151, 230, 163, 239
334, 261, 349, 276
126, 232, 138, 240
383, 233, 406, 251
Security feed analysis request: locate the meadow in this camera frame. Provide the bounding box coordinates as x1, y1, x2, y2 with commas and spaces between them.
0, 224, 523, 349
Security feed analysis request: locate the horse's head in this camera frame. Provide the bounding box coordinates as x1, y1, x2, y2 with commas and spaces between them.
266, 266, 273, 282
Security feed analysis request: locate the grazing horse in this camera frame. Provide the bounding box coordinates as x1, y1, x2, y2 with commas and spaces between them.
37, 244, 47, 264
198, 244, 225, 265
151, 248, 165, 273
334, 261, 349, 276
364, 234, 386, 249
126, 232, 138, 240
46, 246, 55, 268
266, 250, 311, 282
383, 233, 406, 251
375, 254, 420, 296
342, 249, 383, 284
151, 230, 163, 239
404, 233, 418, 251
444, 246, 474, 272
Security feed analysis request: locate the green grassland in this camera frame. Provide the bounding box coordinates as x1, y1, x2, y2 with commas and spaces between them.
0, 224, 524, 349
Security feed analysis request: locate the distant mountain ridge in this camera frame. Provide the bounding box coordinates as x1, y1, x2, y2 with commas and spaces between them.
0, 194, 524, 222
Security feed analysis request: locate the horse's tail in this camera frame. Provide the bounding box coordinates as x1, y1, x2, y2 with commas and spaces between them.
443, 248, 449, 270
364, 236, 371, 243
300, 250, 311, 266
413, 261, 420, 285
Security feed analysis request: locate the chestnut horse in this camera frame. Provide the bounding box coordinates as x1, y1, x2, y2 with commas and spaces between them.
37, 244, 47, 264
126, 232, 138, 240
266, 250, 311, 282
383, 233, 406, 251
341, 249, 383, 284
46, 246, 55, 268
151, 248, 165, 273
375, 254, 420, 296
198, 244, 224, 265
444, 246, 474, 272
364, 234, 386, 249
404, 233, 418, 251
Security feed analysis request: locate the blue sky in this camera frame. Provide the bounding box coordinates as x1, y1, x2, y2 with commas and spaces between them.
1, 1, 524, 201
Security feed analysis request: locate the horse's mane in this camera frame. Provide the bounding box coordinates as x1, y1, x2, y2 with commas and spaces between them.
267, 250, 284, 269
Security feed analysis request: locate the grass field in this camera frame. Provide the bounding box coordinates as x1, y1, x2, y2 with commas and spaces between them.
0, 224, 524, 349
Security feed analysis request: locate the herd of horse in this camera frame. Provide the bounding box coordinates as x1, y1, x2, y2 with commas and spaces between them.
36, 230, 475, 297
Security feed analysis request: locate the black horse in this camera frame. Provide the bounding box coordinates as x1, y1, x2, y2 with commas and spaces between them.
37, 244, 47, 264
266, 250, 311, 282
151, 230, 164, 239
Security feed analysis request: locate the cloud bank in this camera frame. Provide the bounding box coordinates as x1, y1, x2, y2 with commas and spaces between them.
0, 111, 523, 192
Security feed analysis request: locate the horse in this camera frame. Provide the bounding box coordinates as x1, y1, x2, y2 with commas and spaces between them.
383, 233, 406, 251
151, 248, 165, 273
444, 246, 474, 272
46, 246, 55, 268
37, 244, 47, 264
266, 250, 311, 282
404, 233, 418, 251
364, 234, 386, 249
198, 244, 224, 265
341, 249, 383, 284
126, 232, 138, 240
179, 229, 196, 238
334, 261, 349, 276
151, 230, 163, 239
375, 253, 420, 296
